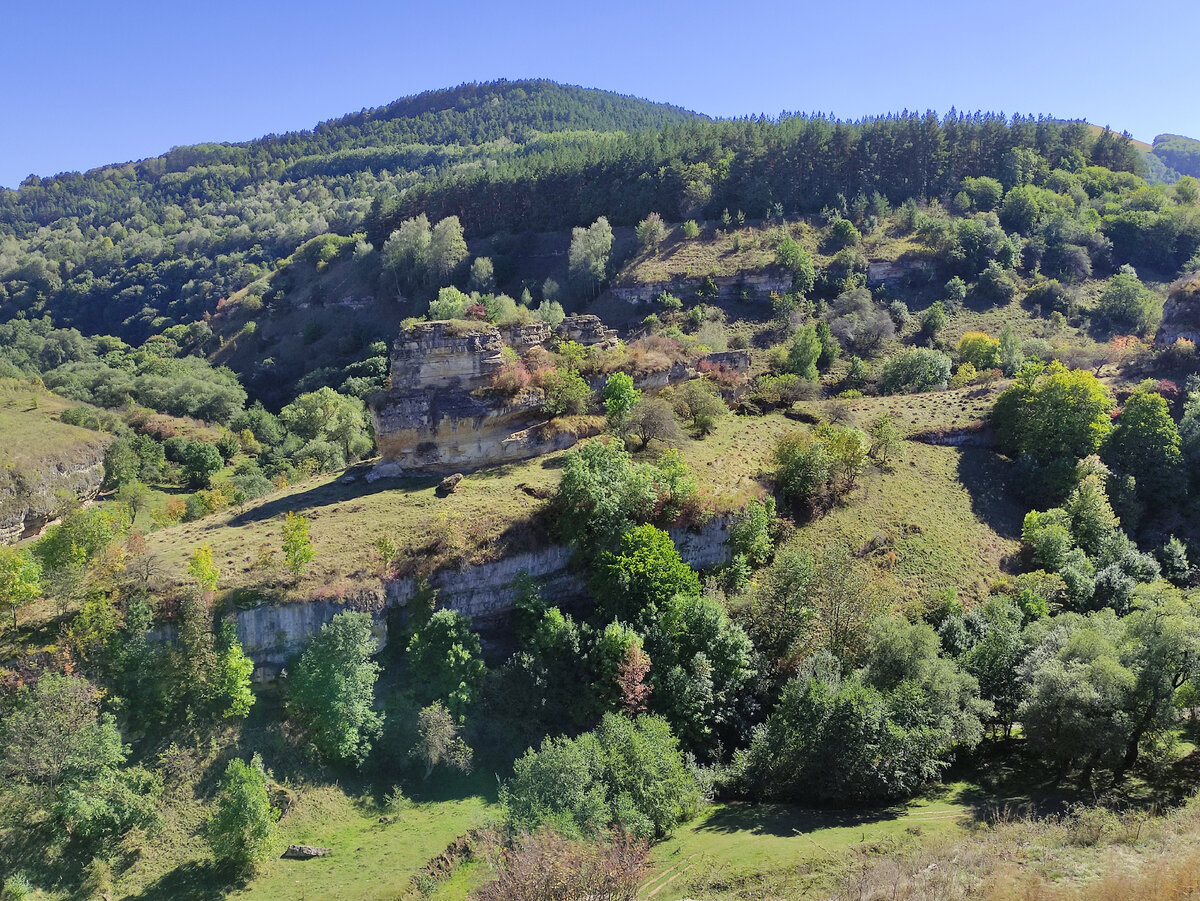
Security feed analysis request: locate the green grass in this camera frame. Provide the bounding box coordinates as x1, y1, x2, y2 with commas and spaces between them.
645, 787, 975, 900
226, 787, 492, 901
0, 380, 110, 490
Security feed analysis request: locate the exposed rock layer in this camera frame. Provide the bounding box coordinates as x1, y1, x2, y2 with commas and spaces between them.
225, 516, 732, 677
369, 317, 615, 477
0, 445, 108, 544
1155, 273, 1200, 345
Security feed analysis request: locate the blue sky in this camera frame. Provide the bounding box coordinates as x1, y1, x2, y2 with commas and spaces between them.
3, 0, 1198, 188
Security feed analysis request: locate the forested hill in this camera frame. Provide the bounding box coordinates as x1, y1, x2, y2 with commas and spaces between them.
0, 77, 1188, 396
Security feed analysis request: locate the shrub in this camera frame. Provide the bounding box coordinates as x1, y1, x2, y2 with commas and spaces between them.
879, 348, 952, 394
541, 368, 592, 417
626, 397, 683, 449
286, 612, 383, 765
500, 713, 701, 840
773, 431, 831, 510
476, 829, 649, 901
205, 754, 279, 873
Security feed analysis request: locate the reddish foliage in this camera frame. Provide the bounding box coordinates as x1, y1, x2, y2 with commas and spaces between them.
616, 644, 653, 715
465, 303, 489, 321
492, 361, 532, 396
476, 828, 650, 901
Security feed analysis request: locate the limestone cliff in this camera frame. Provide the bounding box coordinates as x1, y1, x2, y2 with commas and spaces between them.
1155, 272, 1200, 345
0, 436, 109, 544
370, 317, 615, 477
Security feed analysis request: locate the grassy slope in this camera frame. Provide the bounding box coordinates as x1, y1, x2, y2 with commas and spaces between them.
141, 401, 1019, 607
0, 380, 110, 477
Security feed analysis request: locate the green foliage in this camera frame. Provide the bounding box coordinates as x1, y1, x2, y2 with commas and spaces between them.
1104, 386, 1185, 503
287, 611, 384, 765
997, 323, 1024, 375
675, 379, 727, 436
960, 176, 1004, 211
0, 546, 41, 628
428, 285, 473, 320
879, 348, 951, 394
281, 511, 315, 576
568, 216, 614, 297
594, 524, 700, 624
957, 331, 1000, 370
992, 362, 1115, 463
919, 301, 947, 339
868, 415, 902, 465
787, 324, 821, 381
635, 212, 667, 250
279, 386, 374, 468
741, 617, 985, 803
680, 220, 701, 239
728, 497, 777, 568
1097, 267, 1159, 333
772, 430, 831, 510
542, 367, 593, 417
1, 672, 161, 842
34, 504, 130, 573
187, 544, 220, 592
205, 754, 278, 872
775, 235, 817, 296
182, 441, 223, 489
501, 713, 701, 840
407, 609, 487, 719
411, 701, 473, 779
555, 438, 657, 549
641, 591, 755, 750
625, 397, 683, 449
602, 372, 641, 424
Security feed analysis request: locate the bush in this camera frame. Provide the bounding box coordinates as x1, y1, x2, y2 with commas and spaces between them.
500, 713, 701, 840
555, 438, 657, 549
729, 498, 777, 568
625, 397, 682, 449
407, 610, 486, 718
286, 612, 383, 765
205, 754, 278, 873
738, 619, 985, 803
476, 829, 649, 901
879, 348, 952, 394
773, 431, 831, 510
541, 368, 592, 416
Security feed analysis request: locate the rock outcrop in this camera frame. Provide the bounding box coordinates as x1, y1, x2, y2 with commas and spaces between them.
611, 272, 793, 306
370, 319, 613, 478
1155, 273, 1200, 345
224, 515, 734, 678
0, 440, 109, 544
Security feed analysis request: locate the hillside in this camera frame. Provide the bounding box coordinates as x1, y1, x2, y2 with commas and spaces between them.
6, 79, 1200, 901
0, 380, 110, 543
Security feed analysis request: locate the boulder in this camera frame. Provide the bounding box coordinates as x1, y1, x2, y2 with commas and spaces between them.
282, 845, 332, 860
436, 473, 464, 496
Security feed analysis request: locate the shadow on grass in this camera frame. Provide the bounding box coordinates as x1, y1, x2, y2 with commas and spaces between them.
955, 447, 1025, 543
227, 472, 440, 528
126, 860, 243, 901
694, 801, 909, 838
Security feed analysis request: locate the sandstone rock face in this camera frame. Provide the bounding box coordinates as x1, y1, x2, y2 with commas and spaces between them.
610, 273, 792, 305
1155, 273, 1200, 345
0, 447, 108, 544
165, 517, 733, 674
370, 320, 607, 477
557, 313, 618, 349
386, 516, 733, 623
866, 259, 932, 288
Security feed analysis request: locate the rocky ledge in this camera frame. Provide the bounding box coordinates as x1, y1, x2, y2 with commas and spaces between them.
369, 316, 617, 477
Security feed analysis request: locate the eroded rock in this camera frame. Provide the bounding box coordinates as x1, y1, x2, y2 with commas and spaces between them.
282, 845, 332, 859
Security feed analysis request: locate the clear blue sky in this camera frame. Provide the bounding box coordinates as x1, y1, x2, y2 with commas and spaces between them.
3, 0, 1198, 189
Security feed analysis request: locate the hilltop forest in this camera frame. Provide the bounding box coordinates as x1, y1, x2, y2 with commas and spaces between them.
4, 79, 1200, 900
